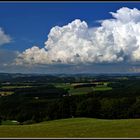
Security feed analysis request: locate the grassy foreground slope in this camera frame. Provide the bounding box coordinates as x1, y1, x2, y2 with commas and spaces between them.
0, 118, 140, 138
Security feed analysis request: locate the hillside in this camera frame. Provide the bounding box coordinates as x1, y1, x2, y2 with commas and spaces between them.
1, 118, 140, 138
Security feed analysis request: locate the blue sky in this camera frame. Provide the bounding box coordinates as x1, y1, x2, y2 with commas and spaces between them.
1, 2, 140, 51
1, 2, 140, 73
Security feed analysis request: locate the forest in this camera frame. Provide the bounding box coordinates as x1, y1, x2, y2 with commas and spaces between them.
0, 73, 140, 124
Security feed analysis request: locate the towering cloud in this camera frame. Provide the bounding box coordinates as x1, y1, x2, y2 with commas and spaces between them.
15, 7, 140, 65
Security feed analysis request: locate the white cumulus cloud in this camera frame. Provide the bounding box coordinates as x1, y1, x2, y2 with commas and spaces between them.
15, 7, 140, 65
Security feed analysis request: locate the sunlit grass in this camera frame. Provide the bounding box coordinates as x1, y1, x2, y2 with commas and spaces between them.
0, 118, 140, 138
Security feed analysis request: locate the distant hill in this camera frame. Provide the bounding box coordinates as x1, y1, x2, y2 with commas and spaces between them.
0, 72, 140, 83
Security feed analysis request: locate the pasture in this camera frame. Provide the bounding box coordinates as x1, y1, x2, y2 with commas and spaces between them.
0, 118, 140, 137
1, 85, 32, 89
70, 83, 112, 95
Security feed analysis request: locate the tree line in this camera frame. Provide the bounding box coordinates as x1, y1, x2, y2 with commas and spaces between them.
0, 80, 140, 124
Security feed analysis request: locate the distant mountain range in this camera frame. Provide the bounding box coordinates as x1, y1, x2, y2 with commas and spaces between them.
0, 72, 140, 78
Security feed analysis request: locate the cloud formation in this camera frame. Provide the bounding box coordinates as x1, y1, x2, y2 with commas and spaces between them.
0, 28, 11, 46
15, 7, 140, 65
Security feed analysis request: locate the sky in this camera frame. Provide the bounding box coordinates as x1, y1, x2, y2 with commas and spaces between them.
1, 2, 140, 74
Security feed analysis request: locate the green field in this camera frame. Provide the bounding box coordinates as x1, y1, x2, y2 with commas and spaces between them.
94, 86, 112, 91
69, 87, 93, 95
1, 118, 140, 138
69, 85, 112, 95
1, 85, 32, 89
54, 83, 72, 90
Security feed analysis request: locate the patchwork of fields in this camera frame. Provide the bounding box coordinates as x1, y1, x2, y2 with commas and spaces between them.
55, 82, 112, 95
0, 118, 140, 137
0, 82, 112, 96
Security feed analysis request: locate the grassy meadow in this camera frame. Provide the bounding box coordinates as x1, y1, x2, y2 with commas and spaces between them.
0, 118, 140, 138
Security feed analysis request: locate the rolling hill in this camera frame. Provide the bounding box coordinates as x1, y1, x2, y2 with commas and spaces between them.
0, 118, 140, 138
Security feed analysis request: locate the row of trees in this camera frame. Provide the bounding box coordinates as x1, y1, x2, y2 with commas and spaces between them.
0, 93, 140, 124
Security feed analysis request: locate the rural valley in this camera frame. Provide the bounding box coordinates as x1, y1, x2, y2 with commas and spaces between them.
0, 73, 140, 137
1, 1, 140, 138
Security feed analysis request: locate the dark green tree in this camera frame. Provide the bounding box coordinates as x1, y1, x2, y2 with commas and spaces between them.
76, 98, 101, 118
129, 96, 140, 118
0, 116, 2, 125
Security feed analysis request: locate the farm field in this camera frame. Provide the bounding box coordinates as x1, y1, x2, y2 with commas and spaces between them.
94, 86, 112, 91
55, 82, 112, 95
0, 118, 140, 138
0, 82, 112, 96
69, 87, 93, 95
1, 86, 32, 89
